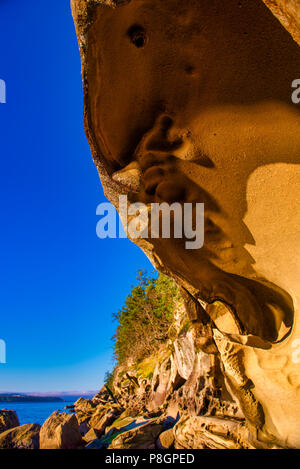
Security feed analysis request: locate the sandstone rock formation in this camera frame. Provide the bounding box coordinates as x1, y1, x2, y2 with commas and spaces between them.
83, 427, 102, 443
156, 428, 175, 450
67, 390, 163, 449
74, 388, 123, 433
40, 411, 84, 449
71, 0, 300, 448
0, 409, 19, 433
108, 418, 164, 449
74, 397, 97, 427
263, 0, 300, 45
88, 404, 122, 434
173, 415, 254, 450
0, 423, 40, 450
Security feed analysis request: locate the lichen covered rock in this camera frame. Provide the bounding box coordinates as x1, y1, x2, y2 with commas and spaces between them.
108, 418, 164, 449
0, 423, 40, 450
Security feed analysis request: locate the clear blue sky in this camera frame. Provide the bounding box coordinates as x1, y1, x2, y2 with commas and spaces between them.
0, 0, 153, 392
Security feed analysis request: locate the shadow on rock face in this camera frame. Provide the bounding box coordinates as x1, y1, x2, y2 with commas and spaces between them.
72, 0, 300, 447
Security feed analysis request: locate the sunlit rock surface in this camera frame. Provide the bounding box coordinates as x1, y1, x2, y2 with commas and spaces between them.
0, 423, 40, 450
263, 0, 300, 45
40, 411, 84, 449
71, 0, 300, 448
0, 409, 19, 433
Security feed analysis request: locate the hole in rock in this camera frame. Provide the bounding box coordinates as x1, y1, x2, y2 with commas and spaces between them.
127, 25, 147, 48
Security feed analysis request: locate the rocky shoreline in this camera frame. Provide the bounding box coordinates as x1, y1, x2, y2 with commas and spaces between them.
0, 304, 281, 449
0, 388, 175, 450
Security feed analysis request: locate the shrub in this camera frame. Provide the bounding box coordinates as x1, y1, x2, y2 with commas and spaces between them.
112, 271, 180, 365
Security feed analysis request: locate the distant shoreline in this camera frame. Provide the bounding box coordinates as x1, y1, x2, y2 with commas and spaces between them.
0, 395, 63, 403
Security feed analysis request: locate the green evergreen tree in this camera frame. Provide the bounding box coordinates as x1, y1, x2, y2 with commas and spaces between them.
112, 271, 179, 365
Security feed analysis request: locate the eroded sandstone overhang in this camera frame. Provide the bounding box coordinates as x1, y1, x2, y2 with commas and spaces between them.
71, 0, 300, 204
71, 0, 300, 449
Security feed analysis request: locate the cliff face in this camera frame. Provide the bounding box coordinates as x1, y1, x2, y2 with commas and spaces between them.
109, 302, 252, 449
71, 0, 300, 448
70, 298, 269, 449
70, 299, 255, 449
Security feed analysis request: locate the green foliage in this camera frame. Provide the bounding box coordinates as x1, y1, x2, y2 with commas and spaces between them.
135, 356, 157, 379
180, 320, 191, 335
168, 324, 177, 342
104, 370, 114, 391
112, 271, 179, 365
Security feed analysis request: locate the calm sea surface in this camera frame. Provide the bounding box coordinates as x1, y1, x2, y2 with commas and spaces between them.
1, 396, 93, 425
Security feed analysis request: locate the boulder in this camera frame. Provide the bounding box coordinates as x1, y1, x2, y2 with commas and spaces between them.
40, 411, 84, 449
0, 423, 40, 449
83, 427, 102, 443
89, 405, 122, 435
74, 397, 97, 425
0, 409, 19, 433
156, 428, 175, 449
74, 398, 96, 414
108, 419, 164, 449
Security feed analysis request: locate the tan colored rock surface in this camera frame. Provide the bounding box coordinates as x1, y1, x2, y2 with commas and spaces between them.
74, 397, 96, 413
40, 411, 83, 449
263, 0, 300, 45
0, 423, 40, 449
156, 428, 175, 449
74, 397, 97, 424
72, 0, 300, 449
0, 409, 19, 433
83, 427, 101, 443
108, 419, 164, 449
89, 405, 122, 435
174, 415, 256, 449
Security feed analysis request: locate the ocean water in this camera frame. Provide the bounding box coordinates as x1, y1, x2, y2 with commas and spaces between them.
1, 396, 93, 426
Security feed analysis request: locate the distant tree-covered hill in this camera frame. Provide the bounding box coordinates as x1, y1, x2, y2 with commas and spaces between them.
0, 394, 63, 403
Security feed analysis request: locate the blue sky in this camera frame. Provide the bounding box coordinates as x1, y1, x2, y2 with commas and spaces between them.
0, 0, 153, 392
